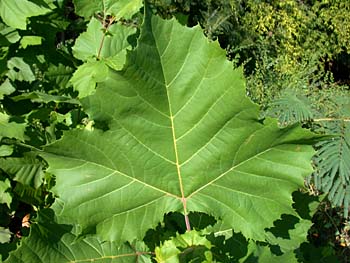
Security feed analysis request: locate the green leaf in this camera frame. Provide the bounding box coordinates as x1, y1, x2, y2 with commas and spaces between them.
155, 231, 212, 263
0, 23, 20, 45
72, 17, 136, 61
20, 36, 43, 49
267, 89, 314, 126
6, 57, 35, 82
73, 0, 142, 20
5, 209, 152, 263
297, 242, 340, 263
240, 242, 298, 263
0, 155, 44, 188
265, 191, 320, 252
12, 91, 79, 104
0, 178, 12, 208
70, 60, 109, 98
0, 145, 13, 156
208, 229, 249, 262
71, 17, 136, 97
265, 216, 312, 253
0, 79, 15, 99
41, 13, 317, 243
0, 0, 52, 29
13, 182, 45, 206
313, 122, 350, 217
0, 112, 26, 141
45, 64, 75, 89
0, 227, 11, 244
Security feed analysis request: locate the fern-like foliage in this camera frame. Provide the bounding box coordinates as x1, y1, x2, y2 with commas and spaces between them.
266, 89, 314, 127
313, 121, 350, 217
268, 88, 350, 217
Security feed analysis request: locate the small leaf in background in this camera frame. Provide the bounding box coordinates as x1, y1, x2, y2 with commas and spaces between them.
0, 112, 26, 141
0, 227, 11, 244
70, 60, 109, 97
110, 0, 143, 20
155, 231, 213, 263
6, 57, 35, 82
45, 64, 75, 89
0, 155, 44, 189
0, 0, 52, 29
0, 179, 12, 208
72, 17, 136, 61
20, 36, 43, 49
73, 0, 142, 20
265, 215, 312, 253
207, 229, 249, 262
71, 17, 136, 97
0, 145, 13, 157
13, 183, 45, 206
12, 91, 79, 105
104, 51, 129, 71
267, 89, 314, 126
0, 79, 15, 99
0, 23, 20, 45
4, 209, 152, 262
242, 242, 299, 263
313, 123, 350, 217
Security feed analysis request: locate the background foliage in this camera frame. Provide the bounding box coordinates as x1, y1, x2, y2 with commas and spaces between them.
0, 0, 349, 262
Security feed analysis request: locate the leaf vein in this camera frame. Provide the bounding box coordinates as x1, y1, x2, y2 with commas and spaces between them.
176, 86, 232, 142
110, 116, 176, 165
187, 148, 273, 198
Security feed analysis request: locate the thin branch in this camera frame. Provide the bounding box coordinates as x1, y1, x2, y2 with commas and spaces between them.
313, 118, 350, 122
97, 17, 116, 60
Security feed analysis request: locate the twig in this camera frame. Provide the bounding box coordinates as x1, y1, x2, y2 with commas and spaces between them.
313, 118, 350, 122
97, 17, 116, 59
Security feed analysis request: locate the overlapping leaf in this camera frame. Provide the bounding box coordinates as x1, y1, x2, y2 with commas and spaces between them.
5, 209, 152, 263
41, 13, 317, 244
73, 0, 142, 20
0, 79, 15, 99
71, 18, 136, 97
0, 227, 11, 244
72, 18, 136, 61
0, 112, 26, 141
155, 231, 213, 262
6, 57, 35, 82
0, 178, 11, 208
0, 22, 20, 45
0, 0, 52, 30
0, 155, 44, 189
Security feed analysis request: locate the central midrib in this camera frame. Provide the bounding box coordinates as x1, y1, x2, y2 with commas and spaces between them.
151, 22, 190, 229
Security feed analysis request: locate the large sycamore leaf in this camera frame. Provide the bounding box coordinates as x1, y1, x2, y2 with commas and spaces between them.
41, 13, 317, 243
